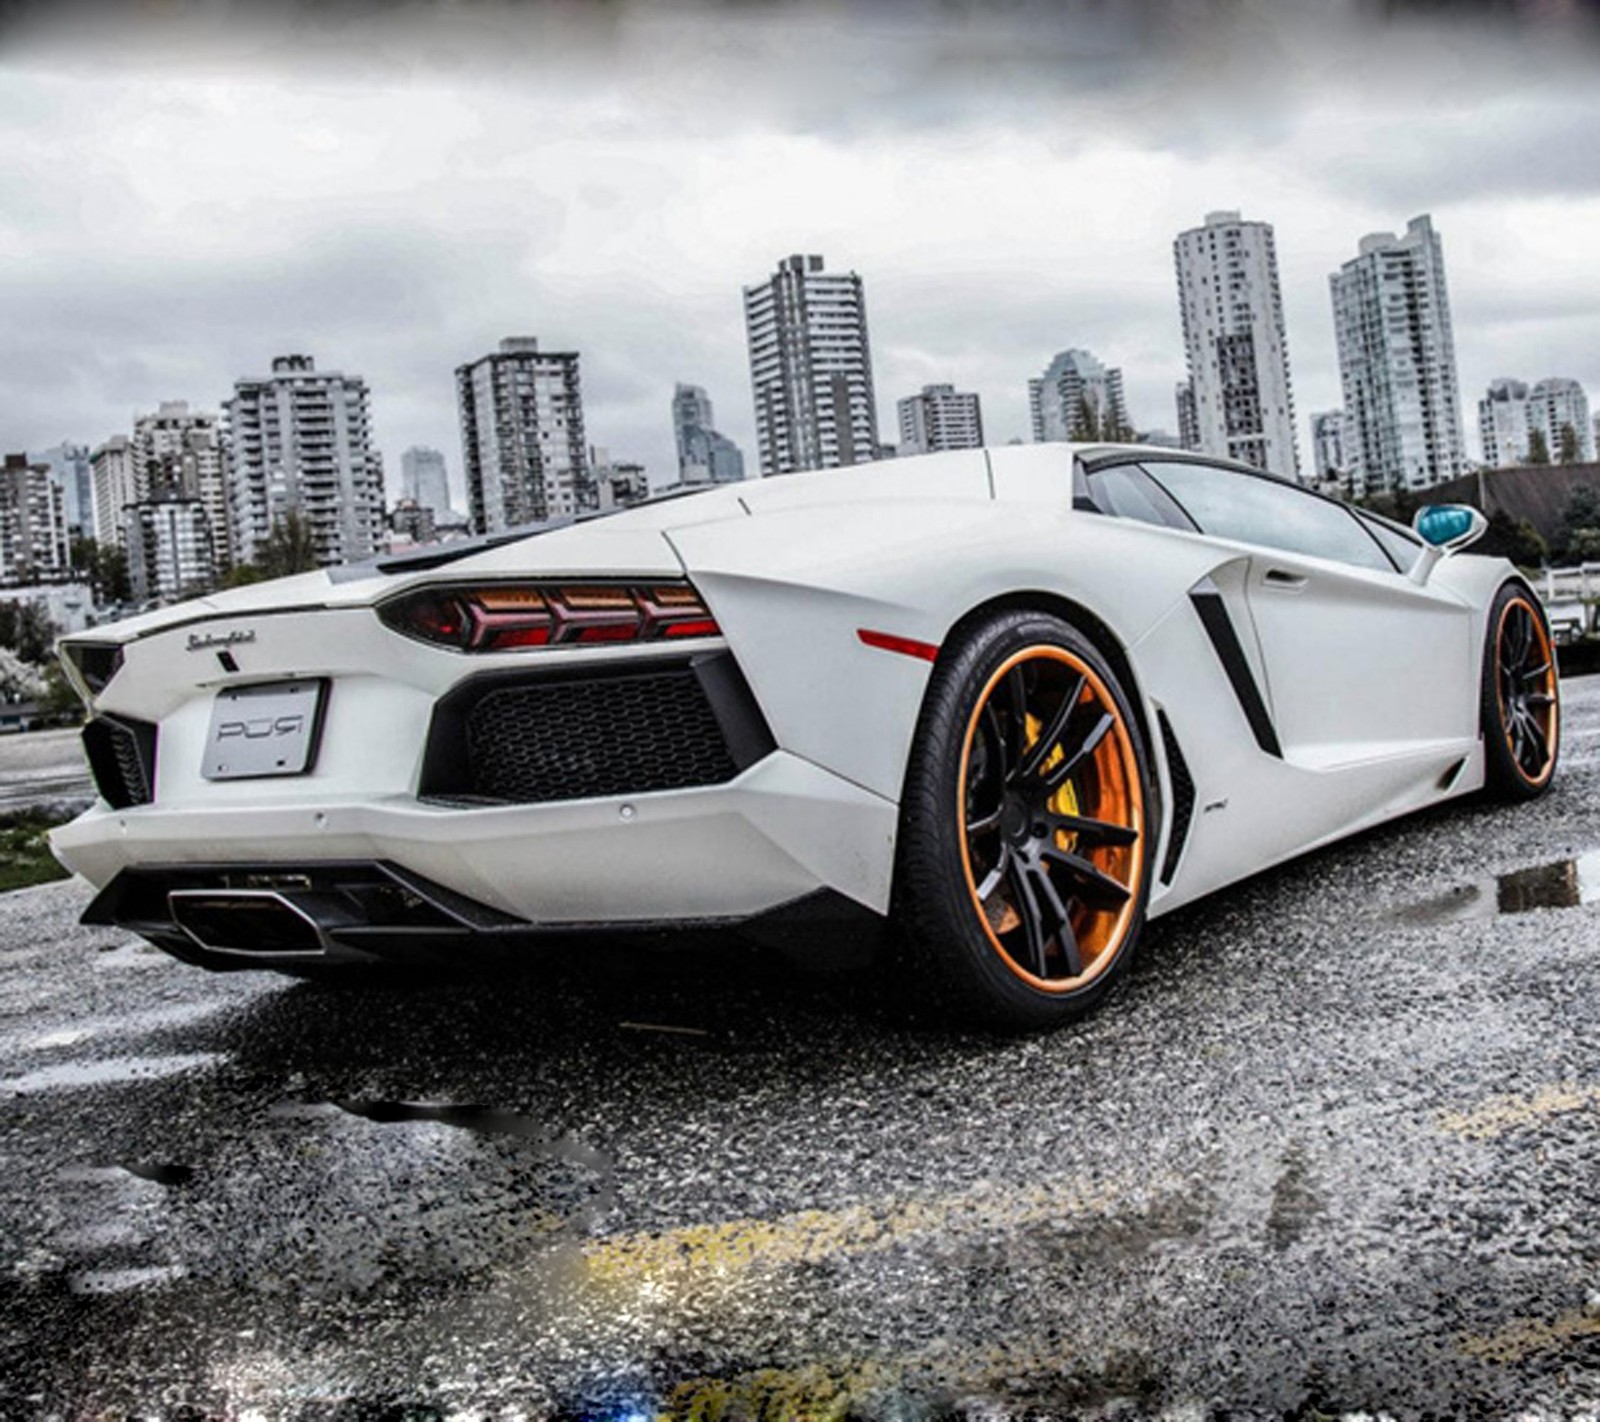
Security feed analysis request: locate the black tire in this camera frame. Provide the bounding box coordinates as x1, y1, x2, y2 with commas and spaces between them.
1481, 582, 1560, 802
892, 610, 1156, 1030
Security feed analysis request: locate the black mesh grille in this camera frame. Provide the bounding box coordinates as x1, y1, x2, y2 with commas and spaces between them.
1157, 710, 1194, 886
462, 665, 740, 804
82, 716, 157, 809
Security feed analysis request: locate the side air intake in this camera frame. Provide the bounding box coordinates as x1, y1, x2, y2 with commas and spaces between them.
1157, 711, 1195, 886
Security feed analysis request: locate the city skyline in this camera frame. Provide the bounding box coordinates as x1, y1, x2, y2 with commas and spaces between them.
2, 5, 1599, 491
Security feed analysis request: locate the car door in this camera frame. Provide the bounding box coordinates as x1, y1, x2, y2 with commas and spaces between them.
1137, 459, 1477, 771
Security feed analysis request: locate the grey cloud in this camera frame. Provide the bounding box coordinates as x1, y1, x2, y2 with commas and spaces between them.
3, 0, 1600, 485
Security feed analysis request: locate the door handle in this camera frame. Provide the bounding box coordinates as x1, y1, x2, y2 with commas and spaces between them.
1263, 568, 1308, 591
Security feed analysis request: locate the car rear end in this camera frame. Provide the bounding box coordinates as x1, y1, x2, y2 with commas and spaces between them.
50, 514, 898, 972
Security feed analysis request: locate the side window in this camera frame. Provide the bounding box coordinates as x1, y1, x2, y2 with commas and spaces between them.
1085, 463, 1199, 533
1139, 461, 1395, 573
1354, 510, 1422, 573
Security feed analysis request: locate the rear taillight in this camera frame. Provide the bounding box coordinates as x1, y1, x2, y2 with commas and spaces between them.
378, 582, 722, 652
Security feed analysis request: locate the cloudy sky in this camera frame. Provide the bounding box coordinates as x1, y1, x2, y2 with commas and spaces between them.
2, 0, 1599, 504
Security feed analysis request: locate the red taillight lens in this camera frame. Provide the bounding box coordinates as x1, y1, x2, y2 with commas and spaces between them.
379, 582, 721, 652
407, 593, 472, 648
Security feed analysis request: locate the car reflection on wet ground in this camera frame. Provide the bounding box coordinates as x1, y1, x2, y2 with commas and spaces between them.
1, 682, 1599, 1419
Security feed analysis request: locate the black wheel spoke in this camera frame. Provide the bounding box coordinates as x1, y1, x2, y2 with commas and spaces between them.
979, 703, 1008, 781
975, 852, 1008, 903
1044, 811, 1139, 848
1017, 672, 1085, 781
1041, 711, 1113, 790
968, 805, 1004, 833
1038, 845, 1133, 906
1520, 661, 1551, 683
1521, 712, 1550, 770
1002, 667, 1029, 777
1055, 903, 1084, 977
1512, 608, 1533, 661
1005, 859, 1050, 977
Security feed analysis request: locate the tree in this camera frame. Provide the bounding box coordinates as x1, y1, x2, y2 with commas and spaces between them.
220, 563, 268, 589
1570, 527, 1600, 562
0, 646, 44, 703
1553, 484, 1600, 564
69, 536, 131, 605
0, 600, 57, 663
1558, 422, 1582, 466
1527, 427, 1551, 465
259, 510, 319, 579
1069, 395, 1101, 442
1102, 408, 1136, 443
1480, 509, 1548, 570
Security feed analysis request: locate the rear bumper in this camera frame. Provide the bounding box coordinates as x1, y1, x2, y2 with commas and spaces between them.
51, 749, 900, 931
79, 859, 886, 973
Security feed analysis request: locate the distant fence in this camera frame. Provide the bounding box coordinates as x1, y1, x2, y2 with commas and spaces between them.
1540, 563, 1600, 604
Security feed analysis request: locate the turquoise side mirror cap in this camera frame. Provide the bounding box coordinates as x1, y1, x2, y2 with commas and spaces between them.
1414, 504, 1484, 550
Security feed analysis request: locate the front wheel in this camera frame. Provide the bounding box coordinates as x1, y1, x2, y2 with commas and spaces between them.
893, 611, 1155, 1029
1481, 584, 1560, 801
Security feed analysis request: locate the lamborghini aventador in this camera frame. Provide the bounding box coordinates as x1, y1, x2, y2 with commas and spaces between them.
51, 444, 1560, 1026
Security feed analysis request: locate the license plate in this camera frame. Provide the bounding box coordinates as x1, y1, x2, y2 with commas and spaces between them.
202, 680, 327, 781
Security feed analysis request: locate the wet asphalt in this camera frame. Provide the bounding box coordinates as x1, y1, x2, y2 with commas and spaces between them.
2, 683, 1599, 1420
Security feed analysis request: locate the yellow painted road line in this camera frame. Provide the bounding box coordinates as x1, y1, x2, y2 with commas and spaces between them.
1459, 1308, 1600, 1365
581, 1171, 1146, 1285
1438, 1082, 1600, 1141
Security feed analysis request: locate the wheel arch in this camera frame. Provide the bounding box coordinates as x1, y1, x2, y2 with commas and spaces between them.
939, 589, 1155, 760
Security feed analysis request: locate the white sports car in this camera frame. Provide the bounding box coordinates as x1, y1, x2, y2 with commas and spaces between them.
52, 444, 1559, 1027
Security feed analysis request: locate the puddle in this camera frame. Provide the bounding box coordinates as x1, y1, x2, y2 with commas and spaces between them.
326, 1099, 617, 1217
1394, 851, 1600, 926
122, 1161, 195, 1186
18, 1000, 228, 1054
68, 1264, 187, 1295
28, 1028, 94, 1049
336, 1099, 611, 1166
0, 1052, 223, 1096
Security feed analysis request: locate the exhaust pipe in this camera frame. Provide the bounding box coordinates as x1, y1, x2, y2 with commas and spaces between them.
168, 889, 327, 957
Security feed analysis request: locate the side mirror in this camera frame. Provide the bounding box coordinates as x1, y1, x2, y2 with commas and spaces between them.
1408, 504, 1487, 585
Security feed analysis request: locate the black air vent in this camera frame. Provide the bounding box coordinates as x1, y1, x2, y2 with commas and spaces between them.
420, 652, 776, 806
82, 716, 158, 809
1157, 711, 1195, 886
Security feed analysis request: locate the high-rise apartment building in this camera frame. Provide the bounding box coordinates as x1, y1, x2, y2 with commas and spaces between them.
1175, 381, 1199, 451
28, 443, 93, 538
0, 454, 70, 583
399, 446, 454, 517
672, 384, 746, 484
90, 436, 138, 547
1527, 377, 1593, 463
1330, 215, 1466, 495
125, 498, 215, 603
1174, 210, 1300, 477
133, 401, 229, 567
389, 498, 437, 546
590, 446, 650, 510
1478, 379, 1532, 468
1029, 350, 1129, 443
224, 355, 385, 568
1310, 411, 1348, 487
897, 384, 984, 455
456, 338, 591, 533
743, 254, 879, 477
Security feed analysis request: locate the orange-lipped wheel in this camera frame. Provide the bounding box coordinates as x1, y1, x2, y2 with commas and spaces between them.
958, 645, 1144, 992
893, 610, 1155, 1029
1483, 586, 1560, 800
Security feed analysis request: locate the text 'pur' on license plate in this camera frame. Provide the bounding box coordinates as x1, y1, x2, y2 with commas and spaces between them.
202, 680, 327, 781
